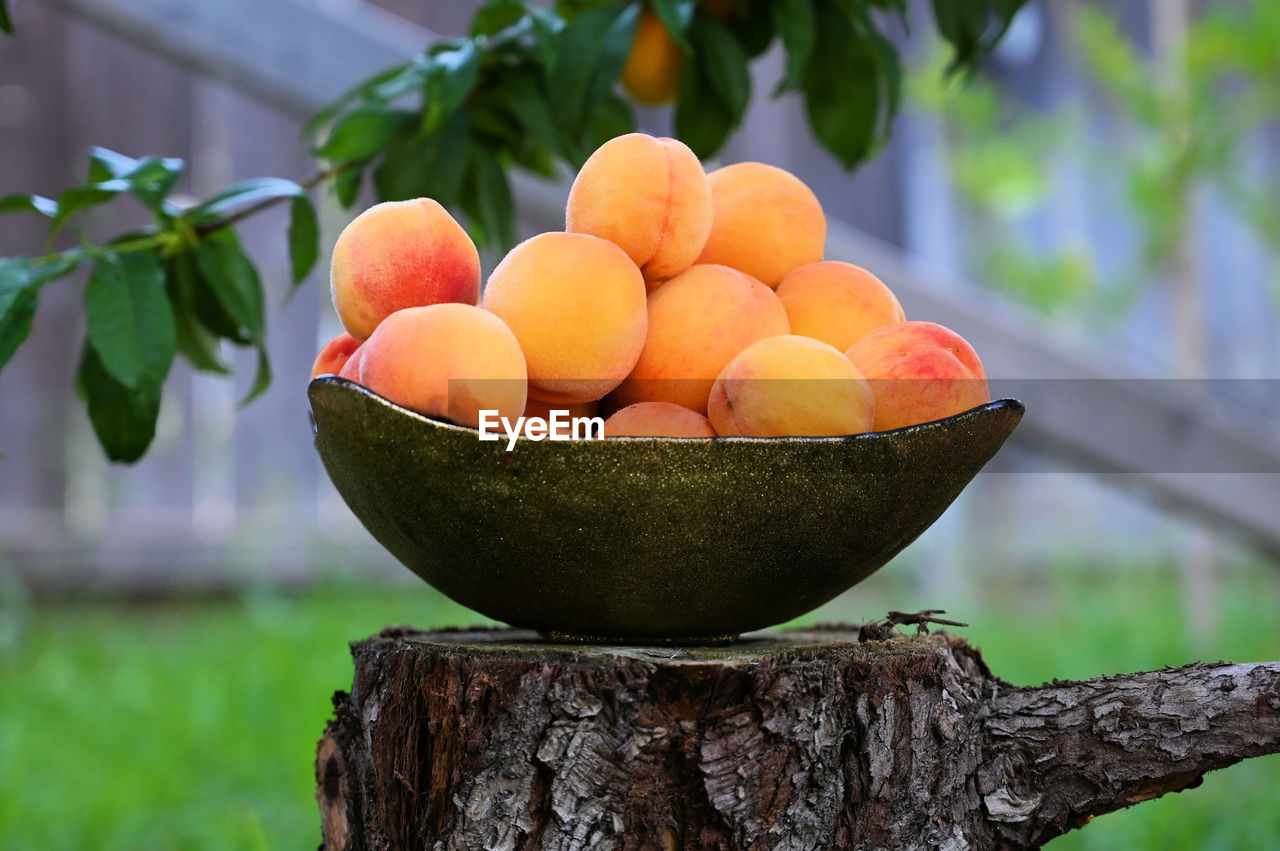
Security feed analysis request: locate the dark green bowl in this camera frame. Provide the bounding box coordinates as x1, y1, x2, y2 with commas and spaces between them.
310, 377, 1022, 644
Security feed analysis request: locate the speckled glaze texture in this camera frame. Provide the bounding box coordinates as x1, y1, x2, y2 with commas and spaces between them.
310, 377, 1023, 643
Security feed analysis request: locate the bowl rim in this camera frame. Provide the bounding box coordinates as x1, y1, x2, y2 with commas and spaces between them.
308, 375, 1024, 444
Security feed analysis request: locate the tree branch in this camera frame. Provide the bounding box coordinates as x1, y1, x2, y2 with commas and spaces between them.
980, 659, 1280, 847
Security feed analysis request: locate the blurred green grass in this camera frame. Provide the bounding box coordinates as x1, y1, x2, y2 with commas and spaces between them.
1, 557, 1277, 850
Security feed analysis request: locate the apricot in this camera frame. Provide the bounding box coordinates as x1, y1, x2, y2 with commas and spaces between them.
620, 10, 684, 106
567, 133, 712, 283
521, 397, 601, 437
776, 261, 905, 352
482, 232, 647, 404
337, 346, 363, 382
330, 198, 480, 341
844, 321, 989, 431
707, 335, 875, 437
612, 264, 789, 414
356, 303, 526, 428
695, 162, 825, 288
603, 402, 716, 438
311, 331, 360, 379
522, 396, 600, 422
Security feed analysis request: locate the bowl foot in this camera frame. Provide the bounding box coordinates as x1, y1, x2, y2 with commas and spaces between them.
540, 630, 740, 647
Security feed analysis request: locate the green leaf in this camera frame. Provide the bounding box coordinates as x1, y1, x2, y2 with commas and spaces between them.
0, 194, 57, 218
493, 72, 573, 162
422, 40, 482, 135
306, 62, 412, 133
84, 251, 176, 391
315, 107, 416, 163
166, 253, 230, 374
931, 0, 1027, 75
471, 0, 528, 37
674, 47, 736, 159
87, 148, 184, 212
803, 5, 885, 168
721, 0, 776, 58
288, 194, 320, 285
193, 231, 270, 403
772, 0, 816, 93
0, 267, 39, 372
461, 152, 515, 250
50, 183, 127, 238
184, 177, 305, 224
589, 92, 636, 150
334, 167, 364, 209
241, 342, 273, 407
87, 148, 140, 183
182, 177, 319, 286
688, 13, 751, 119
650, 0, 697, 51
0, 254, 82, 371
373, 108, 470, 206
1, 1, 12, 35
194, 230, 266, 343
549, 4, 640, 138
76, 343, 163, 464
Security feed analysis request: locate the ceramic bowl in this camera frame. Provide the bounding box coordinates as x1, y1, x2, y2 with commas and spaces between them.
310, 377, 1023, 643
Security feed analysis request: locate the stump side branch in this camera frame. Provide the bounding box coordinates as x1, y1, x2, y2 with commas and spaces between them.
316, 627, 1280, 851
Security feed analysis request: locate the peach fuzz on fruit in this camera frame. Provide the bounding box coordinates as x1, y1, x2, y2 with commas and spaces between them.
603, 402, 716, 438
330, 198, 480, 341
612, 264, 790, 415
482, 231, 647, 405
567, 133, 713, 283
695, 162, 826, 288
776, 261, 905, 352
844, 320, 989, 431
707, 335, 875, 437
620, 10, 684, 106
356, 303, 526, 429
311, 332, 361, 379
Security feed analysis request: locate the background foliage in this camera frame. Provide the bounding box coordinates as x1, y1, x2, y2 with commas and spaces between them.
0, 0, 1022, 462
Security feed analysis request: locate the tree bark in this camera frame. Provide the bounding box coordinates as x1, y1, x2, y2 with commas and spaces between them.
316, 624, 1280, 850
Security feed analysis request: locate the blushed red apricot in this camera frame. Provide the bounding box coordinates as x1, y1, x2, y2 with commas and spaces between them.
844, 321, 989, 431
330, 198, 480, 341
311, 332, 360, 379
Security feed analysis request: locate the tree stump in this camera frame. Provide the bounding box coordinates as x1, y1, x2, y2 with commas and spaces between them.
316, 624, 1280, 850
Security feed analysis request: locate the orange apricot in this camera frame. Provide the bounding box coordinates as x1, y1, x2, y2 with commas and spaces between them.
482, 232, 647, 404
695, 162, 825, 287
567, 133, 713, 283
356, 303, 526, 428
707, 335, 875, 437
620, 10, 685, 106
776, 261, 905, 352
603, 402, 716, 438
611, 264, 790, 414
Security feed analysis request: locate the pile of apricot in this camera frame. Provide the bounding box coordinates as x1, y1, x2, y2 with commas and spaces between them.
311, 133, 989, 439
